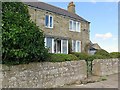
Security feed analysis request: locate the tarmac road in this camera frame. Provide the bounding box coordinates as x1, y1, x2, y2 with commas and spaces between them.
61, 73, 118, 88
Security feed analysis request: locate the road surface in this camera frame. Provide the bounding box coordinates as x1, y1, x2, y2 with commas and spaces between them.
61, 73, 118, 88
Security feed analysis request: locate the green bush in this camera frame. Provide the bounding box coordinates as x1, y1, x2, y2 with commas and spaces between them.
94, 54, 105, 59
2, 2, 48, 65
47, 54, 79, 62
87, 54, 104, 61
94, 49, 110, 59
109, 52, 120, 58
72, 52, 89, 60
72, 52, 106, 61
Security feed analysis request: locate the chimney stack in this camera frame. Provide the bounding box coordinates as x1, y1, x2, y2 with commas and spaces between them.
67, 1, 75, 13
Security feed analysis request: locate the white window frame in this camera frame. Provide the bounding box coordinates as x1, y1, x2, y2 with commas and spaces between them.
45, 15, 53, 28
72, 40, 76, 52
52, 38, 54, 53
72, 40, 81, 52
69, 20, 81, 32
44, 38, 47, 47
44, 37, 54, 53
69, 20, 73, 31
76, 40, 81, 52
76, 22, 81, 32
66, 40, 68, 54
73, 21, 76, 31
61, 40, 68, 54
61, 40, 63, 54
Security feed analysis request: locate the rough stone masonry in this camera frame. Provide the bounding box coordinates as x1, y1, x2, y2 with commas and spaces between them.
92, 58, 119, 76
1, 60, 87, 88
0, 58, 119, 88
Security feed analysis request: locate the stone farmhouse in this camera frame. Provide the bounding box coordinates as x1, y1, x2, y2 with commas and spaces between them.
25, 2, 90, 54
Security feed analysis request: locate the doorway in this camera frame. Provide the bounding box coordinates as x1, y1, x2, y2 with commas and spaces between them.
54, 40, 61, 53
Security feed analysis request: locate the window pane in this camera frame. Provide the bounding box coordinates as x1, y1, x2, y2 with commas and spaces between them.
77, 41, 81, 52
50, 16, 53, 27
69, 20, 72, 30
72, 40, 76, 52
44, 38, 46, 47
76, 22, 78, 32
77, 22, 80, 32
73, 21, 76, 31
77, 41, 80, 52
46, 37, 52, 53
62, 40, 67, 54
79, 23, 80, 32
45, 15, 49, 27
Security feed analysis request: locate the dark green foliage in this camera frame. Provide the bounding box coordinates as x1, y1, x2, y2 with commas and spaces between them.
72, 52, 107, 61
2, 2, 48, 65
86, 54, 104, 61
94, 49, 110, 58
47, 54, 79, 62
72, 52, 89, 60
109, 52, 120, 58
72, 51, 119, 76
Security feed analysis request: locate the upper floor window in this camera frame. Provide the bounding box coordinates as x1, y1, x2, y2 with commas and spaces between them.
45, 15, 53, 28
69, 20, 81, 32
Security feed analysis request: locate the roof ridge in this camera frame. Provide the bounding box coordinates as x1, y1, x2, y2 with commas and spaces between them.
24, 1, 89, 22
40, 2, 88, 21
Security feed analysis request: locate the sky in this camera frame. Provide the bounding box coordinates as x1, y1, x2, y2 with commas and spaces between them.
37, 0, 118, 52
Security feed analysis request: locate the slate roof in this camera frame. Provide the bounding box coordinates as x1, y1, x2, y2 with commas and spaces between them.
24, 2, 90, 23
90, 43, 101, 50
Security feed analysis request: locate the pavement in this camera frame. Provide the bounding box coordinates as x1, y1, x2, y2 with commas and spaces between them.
61, 73, 118, 88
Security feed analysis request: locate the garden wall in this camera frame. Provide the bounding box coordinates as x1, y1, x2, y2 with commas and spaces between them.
92, 58, 119, 76
1, 60, 87, 88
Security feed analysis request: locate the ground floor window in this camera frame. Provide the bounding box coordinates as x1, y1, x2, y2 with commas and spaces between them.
44, 37, 54, 53
44, 37, 68, 54
61, 40, 68, 54
72, 40, 81, 52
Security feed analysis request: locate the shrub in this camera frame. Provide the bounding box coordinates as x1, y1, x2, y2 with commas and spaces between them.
94, 49, 110, 58
109, 52, 120, 58
47, 54, 79, 62
2, 2, 48, 65
72, 52, 106, 61
86, 55, 96, 61
72, 52, 89, 60
87, 54, 104, 61
94, 54, 105, 59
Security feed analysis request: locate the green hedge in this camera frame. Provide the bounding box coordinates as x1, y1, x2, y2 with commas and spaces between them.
72, 52, 89, 60
72, 52, 110, 61
94, 49, 110, 58
47, 54, 79, 62
86, 54, 104, 61
95, 50, 120, 59
109, 52, 120, 58
47, 53, 105, 62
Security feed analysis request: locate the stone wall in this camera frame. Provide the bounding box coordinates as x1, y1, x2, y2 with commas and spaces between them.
92, 58, 119, 76
1, 60, 87, 88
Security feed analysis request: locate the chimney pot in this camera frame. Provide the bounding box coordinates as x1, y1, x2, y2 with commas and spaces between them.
67, 1, 75, 13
